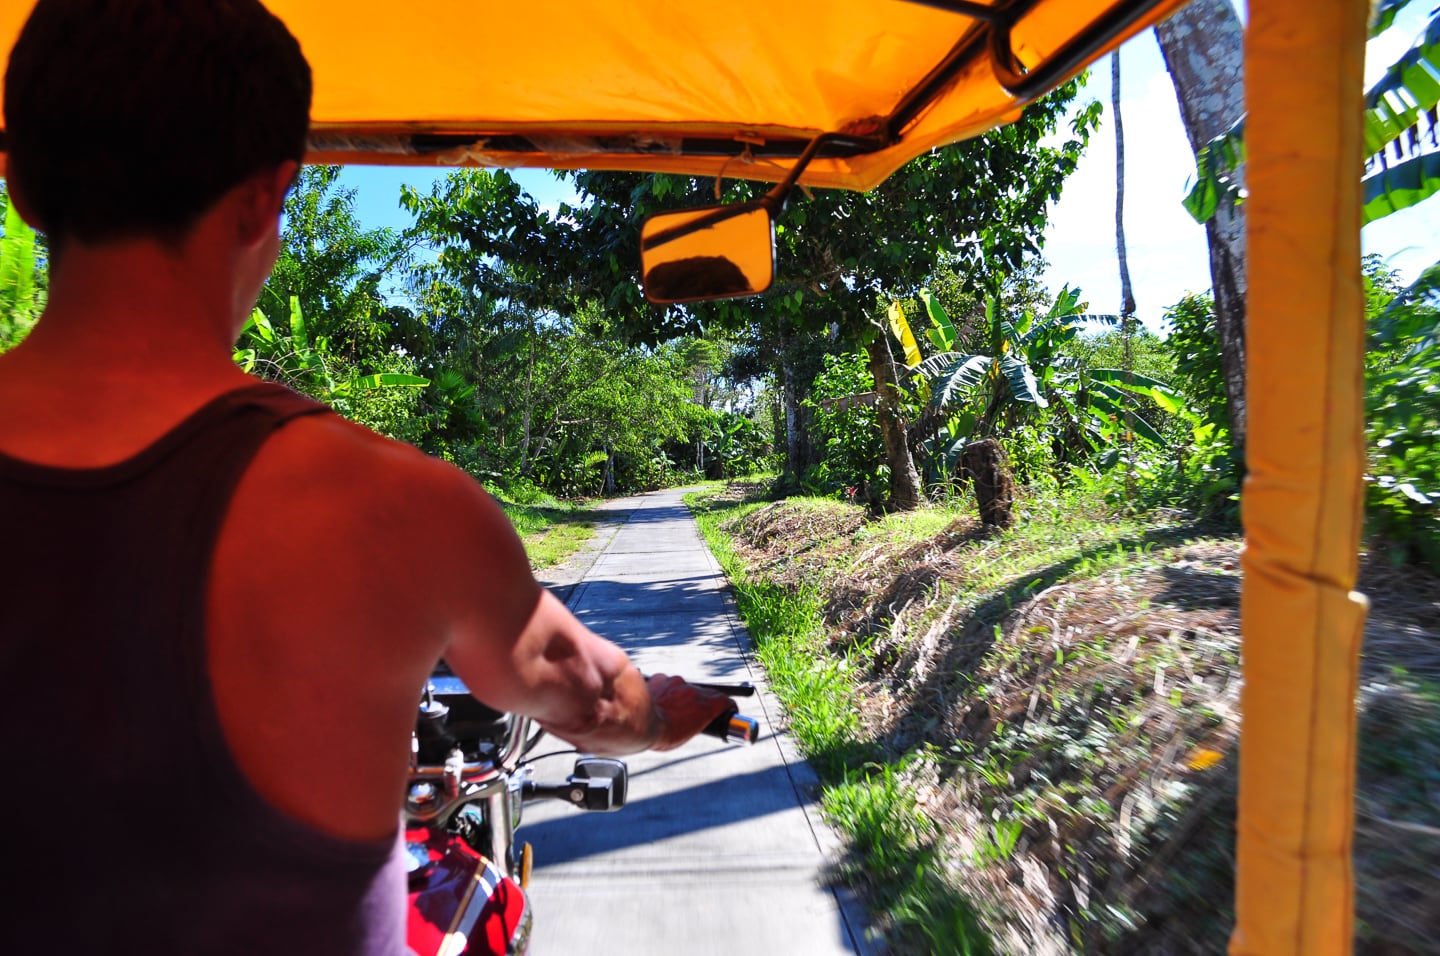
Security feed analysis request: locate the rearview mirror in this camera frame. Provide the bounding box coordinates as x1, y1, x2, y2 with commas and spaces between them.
640, 201, 774, 304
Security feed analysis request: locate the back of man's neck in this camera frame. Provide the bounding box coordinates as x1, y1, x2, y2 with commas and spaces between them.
0, 240, 259, 466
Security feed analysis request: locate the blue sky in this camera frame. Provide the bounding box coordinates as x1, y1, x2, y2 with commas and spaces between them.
343, 10, 1439, 330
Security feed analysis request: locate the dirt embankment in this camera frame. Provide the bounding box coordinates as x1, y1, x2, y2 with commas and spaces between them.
726, 497, 1440, 955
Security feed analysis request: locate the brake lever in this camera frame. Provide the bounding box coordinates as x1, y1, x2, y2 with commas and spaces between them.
687, 680, 756, 697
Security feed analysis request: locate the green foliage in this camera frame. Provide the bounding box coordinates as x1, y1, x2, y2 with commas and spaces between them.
1155, 292, 1241, 513
1362, 12, 1440, 222
689, 408, 771, 479
1160, 293, 1229, 435
902, 282, 1178, 479
1365, 259, 1440, 566
237, 169, 432, 442
804, 350, 882, 497
1181, 118, 1245, 224
0, 189, 43, 352
546, 82, 1096, 493
1186, 9, 1440, 226
234, 298, 429, 441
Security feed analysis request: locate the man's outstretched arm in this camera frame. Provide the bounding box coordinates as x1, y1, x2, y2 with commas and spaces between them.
424, 460, 731, 754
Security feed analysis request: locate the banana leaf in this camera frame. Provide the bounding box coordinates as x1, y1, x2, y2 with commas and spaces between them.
1088, 384, 1166, 444
353, 372, 432, 389
999, 354, 1047, 407
1363, 149, 1440, 222
887, 299, 923, 368
919, 352, 990, 409
1363, 13, 1440, 155
245, 307, 277, 344
919, 288, 956, 352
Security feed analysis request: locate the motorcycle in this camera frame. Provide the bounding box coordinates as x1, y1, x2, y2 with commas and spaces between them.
401, 665, 758, 956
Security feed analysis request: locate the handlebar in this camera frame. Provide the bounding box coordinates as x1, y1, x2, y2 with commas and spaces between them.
702, 707, 760, 745
642, 676, 759, 745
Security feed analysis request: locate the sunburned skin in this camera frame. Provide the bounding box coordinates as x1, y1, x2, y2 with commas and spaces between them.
0, 163, 732, 843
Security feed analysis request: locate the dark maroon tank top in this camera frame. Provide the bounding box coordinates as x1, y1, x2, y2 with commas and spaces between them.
0, 383, 409, 955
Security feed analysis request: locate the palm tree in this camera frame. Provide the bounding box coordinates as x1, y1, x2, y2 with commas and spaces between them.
1155, 0, 1247, 448
1112, 49, 1139, 497
1112, 50, 1136, 322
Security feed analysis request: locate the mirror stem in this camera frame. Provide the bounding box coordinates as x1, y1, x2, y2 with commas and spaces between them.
759, 133, 836, 216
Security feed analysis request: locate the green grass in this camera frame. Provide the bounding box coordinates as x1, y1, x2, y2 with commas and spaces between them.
500, 500, 604, 569
689, 488, 995, 953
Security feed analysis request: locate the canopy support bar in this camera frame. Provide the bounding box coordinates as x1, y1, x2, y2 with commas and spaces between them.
891, 0, 1167, 135
1232, 0, 1369, 953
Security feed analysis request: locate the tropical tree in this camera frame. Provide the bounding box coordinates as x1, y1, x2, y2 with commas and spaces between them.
267, 166, 418, 355
899, 284, 1177, 474
1155, 0, 1248, 448
1363, 259, 1440, 566
1171, 0, 1440, 457
1112, 51, 1137, 323
239, 168, 430, 437
1361, 2, 1440, 220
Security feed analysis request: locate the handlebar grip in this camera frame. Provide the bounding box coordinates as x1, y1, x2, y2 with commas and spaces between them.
702, 707, 759, 745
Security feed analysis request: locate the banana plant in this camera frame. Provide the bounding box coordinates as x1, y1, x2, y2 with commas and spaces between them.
1183, 4, 1440, 226
1362, 10, 1440, 222
234, 295, 429, 402
891, 285, 1180, 471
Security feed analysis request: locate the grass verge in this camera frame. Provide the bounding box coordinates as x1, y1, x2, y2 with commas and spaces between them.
500, 498, 604, 569
689, 486, 996, 954
689, 479, 1440, 954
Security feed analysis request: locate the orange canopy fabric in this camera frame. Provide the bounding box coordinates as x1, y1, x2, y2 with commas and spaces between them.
1232, 1, 1369, 952
0, 0, 1185, 189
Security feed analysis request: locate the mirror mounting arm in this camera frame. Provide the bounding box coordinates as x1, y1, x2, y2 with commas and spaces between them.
642, 131, 835, 252
758, 132, 837, 217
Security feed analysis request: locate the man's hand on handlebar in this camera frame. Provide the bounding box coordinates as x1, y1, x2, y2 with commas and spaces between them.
645, 673, 735, 751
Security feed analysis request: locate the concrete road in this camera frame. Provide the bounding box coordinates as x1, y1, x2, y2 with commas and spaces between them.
526, 488, 871, 955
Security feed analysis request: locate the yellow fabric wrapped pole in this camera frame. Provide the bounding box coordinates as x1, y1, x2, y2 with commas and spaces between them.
1232, 0, 1370, 953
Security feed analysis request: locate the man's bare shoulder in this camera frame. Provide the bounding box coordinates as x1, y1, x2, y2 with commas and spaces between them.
259, 411, 502, 532
228, 409, 537, 629
208, 403, 535, 665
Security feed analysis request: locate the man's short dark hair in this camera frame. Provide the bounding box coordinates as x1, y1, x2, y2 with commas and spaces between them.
4, 0, 312, 247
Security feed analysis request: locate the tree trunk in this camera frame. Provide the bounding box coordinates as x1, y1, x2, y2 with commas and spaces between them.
1114, 51, 1137, 498
777, 327, 821, 483
1112, 51, 1137, 321
519, 325, 534, 475
962, 439, 1016, 529
782, 353, 802, 482
865, 333, 923, 511
1155, 0, 1248, 448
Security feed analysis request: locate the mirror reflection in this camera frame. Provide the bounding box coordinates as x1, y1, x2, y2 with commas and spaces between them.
641, 202, 774, 304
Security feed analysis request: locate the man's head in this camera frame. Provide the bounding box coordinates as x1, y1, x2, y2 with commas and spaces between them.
4, 0, 311, 250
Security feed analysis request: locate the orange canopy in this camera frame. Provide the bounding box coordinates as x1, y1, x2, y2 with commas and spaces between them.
0, 0, 1185, 189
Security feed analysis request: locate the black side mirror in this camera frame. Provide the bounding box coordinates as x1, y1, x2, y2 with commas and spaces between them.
567, 756, 628, 811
